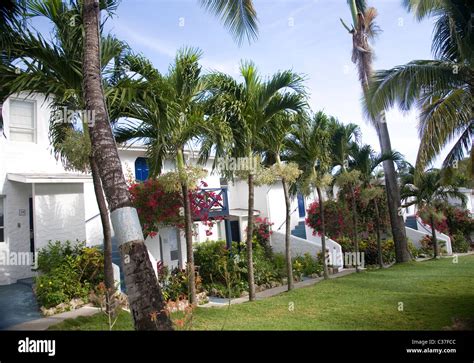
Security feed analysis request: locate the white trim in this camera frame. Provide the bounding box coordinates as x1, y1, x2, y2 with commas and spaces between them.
7, 173, 92, 184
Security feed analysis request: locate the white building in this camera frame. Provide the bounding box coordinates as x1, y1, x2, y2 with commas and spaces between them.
0, 93, 345, 285
2, 92, 469, 285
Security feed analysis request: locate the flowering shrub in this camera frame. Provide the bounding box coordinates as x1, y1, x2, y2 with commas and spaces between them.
129, 178, 224, 237
252, 217, 274, 259
305, 200, 352, 240
306, 187, 391, 246
35, 241, 104, 309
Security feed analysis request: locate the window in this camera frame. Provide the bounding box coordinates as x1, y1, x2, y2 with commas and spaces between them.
9, 100, 35, 142
0, 198, 4, 243
135, 157, 149, 181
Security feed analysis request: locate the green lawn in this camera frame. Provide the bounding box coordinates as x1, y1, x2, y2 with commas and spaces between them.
49, 255, 474, 330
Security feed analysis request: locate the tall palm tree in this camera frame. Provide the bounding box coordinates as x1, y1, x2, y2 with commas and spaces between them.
0, 0, 129, 298
82, 0, 258, 329
261, 111, 305, 290
114, 49, 225, 305
204, 63, 306, 300
350, 144, 404, 268
366, 0, 474, 176
330, 119, 363, 271
82, 0, 173, 330
342, 0, 411, 263
285, 111, 333, 279
400, 168, 467, 257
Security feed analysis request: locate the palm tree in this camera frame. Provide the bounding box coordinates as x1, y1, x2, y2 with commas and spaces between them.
82, 0, 258, 329
285, 111, 333, 279
0, 0, 129, 298
82, 0, 173, 330
330, 119, 363, 271
350, 144, 404, 268
341, 0, 411, 263
366, 0, 473, 176
260, 111, 304, 290
204, 63, 306, 300
400, 168, 467, 257
114, 48, 225, 305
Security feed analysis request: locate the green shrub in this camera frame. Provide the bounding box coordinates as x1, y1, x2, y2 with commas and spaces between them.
158, 266, 193, 302
339, 236, 396, 266
293, 253, 322, 278
408, 240, 420, 259
35, 240, 104, 308
419, 235, 447, 256
194, 240, 281, 297
272, 253, 287, 277
452, 233, 470, 253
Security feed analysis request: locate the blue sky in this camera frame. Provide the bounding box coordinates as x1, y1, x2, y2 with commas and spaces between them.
39, 0, 444, 165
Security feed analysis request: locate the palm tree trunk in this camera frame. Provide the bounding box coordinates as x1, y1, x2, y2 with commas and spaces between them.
281, 178, 294, 290
246, 172, 256, 301
316, 186, 329, 279
373, 198, 383, 269
83, 0, 172, 330
376, 118, 411, 263
347, 0, 411, 264
430, 215, 438, 258
350, 186, 360, 272
90, 157, 114, 292
176, 149, 197, 305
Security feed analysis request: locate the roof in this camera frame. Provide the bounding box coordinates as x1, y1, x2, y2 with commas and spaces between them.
7, 173, 92, 184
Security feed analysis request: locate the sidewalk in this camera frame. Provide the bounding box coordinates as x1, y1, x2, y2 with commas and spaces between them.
200, 268, 356, 308
6, 305, 100, 331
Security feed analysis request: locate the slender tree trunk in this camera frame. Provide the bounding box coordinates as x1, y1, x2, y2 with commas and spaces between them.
346, 0, 410, 264
281, 178, 294, 290
350, 186, 360, 272
83, 0, 172, 330
373, 198, 383, 269
176, 150, 197, 305
430, 215, 438, 258
316, 186, 329, 279
246, 172, 256, 301
90, 157, 114, 291
376, 118, 411, 263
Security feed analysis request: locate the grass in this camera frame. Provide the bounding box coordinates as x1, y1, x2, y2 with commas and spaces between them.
49, 255, 474, 330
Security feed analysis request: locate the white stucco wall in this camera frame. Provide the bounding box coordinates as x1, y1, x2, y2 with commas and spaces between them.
405, 218, 452, 255
271, 231, 344, 267
34, 183, 86, 250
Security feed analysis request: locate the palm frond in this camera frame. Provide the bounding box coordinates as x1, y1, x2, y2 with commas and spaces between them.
199, 0, 258, 45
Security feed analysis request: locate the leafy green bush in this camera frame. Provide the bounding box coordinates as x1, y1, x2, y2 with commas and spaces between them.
272, 253, 287, 278
452, 233, 470, 253
35, 241, 104, 308
194, 240, 281, 297
293, 253, 322, 278
419, 235, 447, 256
157, 265, 204, 302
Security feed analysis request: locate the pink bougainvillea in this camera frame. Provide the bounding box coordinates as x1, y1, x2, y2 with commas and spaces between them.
129, 179, 225, 237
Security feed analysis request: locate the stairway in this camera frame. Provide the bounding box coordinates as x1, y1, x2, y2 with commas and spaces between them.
291, 221, 307, 239
405, 215, 418, 230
